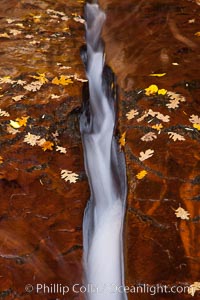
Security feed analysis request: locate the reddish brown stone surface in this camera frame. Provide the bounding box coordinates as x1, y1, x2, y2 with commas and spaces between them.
99, 0, 200, 299
0, 0, 87, 299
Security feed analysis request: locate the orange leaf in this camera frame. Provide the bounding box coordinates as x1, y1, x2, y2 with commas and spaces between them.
41, 141, 54, 151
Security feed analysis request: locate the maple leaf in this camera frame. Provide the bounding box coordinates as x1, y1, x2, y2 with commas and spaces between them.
16, 116, 29, 127
56, 146, 67, 154
145, 84, 158, 96
52, 75, 73, 86
149, 73, 166, 77
12, 95, 24, 102
175, 207, 190, 220
30, 73, 48, 84
119, 132, 126, 149
141, 132, 157, 142
0, 109, 10, 117
139, 149, 154, 161
168, 132, 185, 142
24, 133, 41, 146
61, 170, 79, 183
188, 282, 200, 297
136, 170, 147, 179
189, 114, 200, 124
126, 109, 139, 120
152, 124, 163, 131
40, 141, 54, 151
24, 81, 43, 92
193, 123, 200, 130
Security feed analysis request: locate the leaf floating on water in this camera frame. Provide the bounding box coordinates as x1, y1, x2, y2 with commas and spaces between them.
61, 170, 79, 183
175, 207, 190, 220
56, 146, 67, 154
168, 132, 185, 142
119, 132, 126, 149
136, 170, 147, 179
24, 133, 41, 146
126, 109, 139, 120
139, 149, 154, 161
189, 114, 200, 124
188, 282, 200, 297
149, 73, 166, 77
141, 132, 157, 142
0, 109, 10, 117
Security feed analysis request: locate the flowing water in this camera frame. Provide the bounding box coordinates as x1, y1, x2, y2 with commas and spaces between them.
80, 3, 127, 300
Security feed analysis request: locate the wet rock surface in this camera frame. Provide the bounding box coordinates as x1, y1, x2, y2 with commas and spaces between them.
0, 0, 200, 299
0, 0, 87, 299
99, 0, 200, 299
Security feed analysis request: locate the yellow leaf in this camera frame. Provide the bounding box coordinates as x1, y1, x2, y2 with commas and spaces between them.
136, 170, 147, 179
158, 88, 167, 95
194, 31, 200, 37
16, 116, 29, 127
152, 124, 163, 131
149, 73, 166, 77
193, 123, 200, 130
40, 141, 54, 151
145, 84, 158, 96
10, 120, 21, 129
119, 132, 126, 148
31, 73, 48, 84
52, 75, 73, 86
0, 33, 10, 38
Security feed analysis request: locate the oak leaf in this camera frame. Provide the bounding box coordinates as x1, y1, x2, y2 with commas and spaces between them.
175, 207, 190, 220
126, 109, 139, 120
139, 149, 154, 161
24, 81, 43, 92
168, 132, 185, 142
141, 132, 157, 142
56, 146, 67, 154
24, 133, 41, 146
61, 170, 79, 183
189, 114, 200, 124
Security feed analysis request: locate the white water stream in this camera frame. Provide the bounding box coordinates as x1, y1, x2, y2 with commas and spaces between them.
80, 3, 127, 300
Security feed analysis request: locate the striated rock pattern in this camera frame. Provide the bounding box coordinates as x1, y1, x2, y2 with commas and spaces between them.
99, 0, 200, 299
